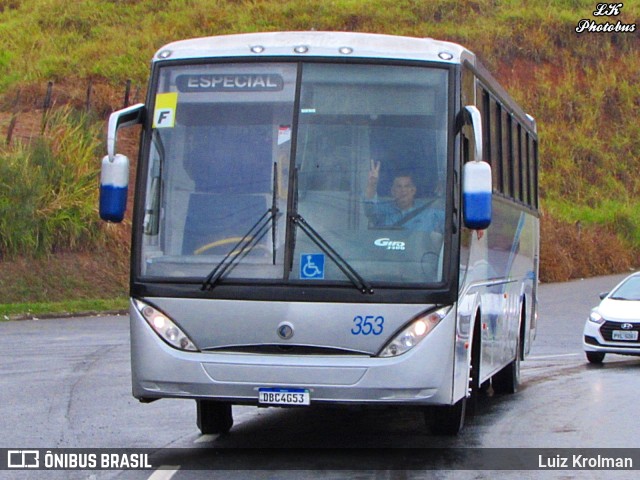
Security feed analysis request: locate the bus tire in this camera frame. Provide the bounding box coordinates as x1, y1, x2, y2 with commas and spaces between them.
196, 400, 233, 434
426, 312, 480, 435
428, 398, 466, 436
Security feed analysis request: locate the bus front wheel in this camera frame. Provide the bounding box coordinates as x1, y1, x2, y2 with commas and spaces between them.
427, 398, 466, 435
196, 400, 233, 434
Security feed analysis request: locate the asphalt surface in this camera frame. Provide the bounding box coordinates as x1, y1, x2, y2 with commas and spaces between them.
1, 272, 638, 478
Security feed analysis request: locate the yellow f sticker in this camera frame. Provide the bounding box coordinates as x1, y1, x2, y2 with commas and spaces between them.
153, 93, 178, 128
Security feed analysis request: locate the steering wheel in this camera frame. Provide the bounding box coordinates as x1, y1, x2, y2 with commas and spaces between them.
194, 236, 271, 256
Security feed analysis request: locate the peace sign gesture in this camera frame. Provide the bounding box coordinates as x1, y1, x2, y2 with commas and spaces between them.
366, 159, 381, 199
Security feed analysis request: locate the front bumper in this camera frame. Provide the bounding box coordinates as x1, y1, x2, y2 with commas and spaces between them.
583, 320, 640, 356
130, 302, 457, 406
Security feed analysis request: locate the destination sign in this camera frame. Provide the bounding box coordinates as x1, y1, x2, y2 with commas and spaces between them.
176, 74, 284, 92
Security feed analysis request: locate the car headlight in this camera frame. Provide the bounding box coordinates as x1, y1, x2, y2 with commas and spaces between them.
589, 310, 604, 324
134, 299, 198, 351
379, 306, 451, 357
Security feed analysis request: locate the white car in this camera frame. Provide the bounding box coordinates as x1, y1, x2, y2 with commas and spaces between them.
583, 272, 640, 364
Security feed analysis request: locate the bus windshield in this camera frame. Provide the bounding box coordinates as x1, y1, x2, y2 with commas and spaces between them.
140, 62, 450, 287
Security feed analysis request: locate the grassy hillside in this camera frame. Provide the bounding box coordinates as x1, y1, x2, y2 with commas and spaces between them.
1, 0, 639, 306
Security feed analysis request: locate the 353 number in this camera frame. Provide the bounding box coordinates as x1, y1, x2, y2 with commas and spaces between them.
351, 315, 384, 335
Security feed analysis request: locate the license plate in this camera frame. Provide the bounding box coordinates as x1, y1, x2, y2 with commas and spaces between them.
258, 388, 310, 406
612, 330, 638, 341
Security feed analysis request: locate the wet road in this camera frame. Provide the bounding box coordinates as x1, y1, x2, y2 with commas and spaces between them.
1, 272, 639, 478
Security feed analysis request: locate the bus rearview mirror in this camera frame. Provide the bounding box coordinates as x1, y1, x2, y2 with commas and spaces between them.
462, 160, 492, 230
100, 104, 145, 223
100, 154, 129, 223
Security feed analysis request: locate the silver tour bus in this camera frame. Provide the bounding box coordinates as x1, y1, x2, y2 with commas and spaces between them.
100, 32, 539, 435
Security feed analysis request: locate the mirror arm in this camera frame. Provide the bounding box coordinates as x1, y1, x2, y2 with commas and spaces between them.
464, 105, 483, 163
107, 103, 145, 160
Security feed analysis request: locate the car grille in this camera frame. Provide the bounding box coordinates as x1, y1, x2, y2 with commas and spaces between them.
600, 321, 640, 342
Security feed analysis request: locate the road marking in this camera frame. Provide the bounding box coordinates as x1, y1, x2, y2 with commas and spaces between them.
528, 353, 580, 360
194, 434, 218, 443
148, 466, 180, 480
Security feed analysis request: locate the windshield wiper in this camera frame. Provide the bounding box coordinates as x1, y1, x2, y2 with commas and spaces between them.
201, 208, 278, 291
290, 213, 373, 295
285, 168, 372, 294
201, 163, 280, 291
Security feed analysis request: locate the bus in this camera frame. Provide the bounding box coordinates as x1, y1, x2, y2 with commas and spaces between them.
100, 31, 539, 435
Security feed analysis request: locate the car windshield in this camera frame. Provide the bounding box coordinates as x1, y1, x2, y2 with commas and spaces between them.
609, 275, 640, 301
139, 61, 450, 287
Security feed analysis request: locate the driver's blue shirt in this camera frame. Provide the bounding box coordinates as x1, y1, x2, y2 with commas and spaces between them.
363, 197, 444, 232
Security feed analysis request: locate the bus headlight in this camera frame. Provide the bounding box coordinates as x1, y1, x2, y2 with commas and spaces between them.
134, 300, 198, 351
379, 306, 451, 357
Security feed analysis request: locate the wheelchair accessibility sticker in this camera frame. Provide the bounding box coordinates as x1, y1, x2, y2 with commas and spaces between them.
300, 254, 325, 280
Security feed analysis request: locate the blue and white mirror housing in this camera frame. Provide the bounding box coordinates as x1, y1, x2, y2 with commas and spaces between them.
98, 103, 144, 223
463, 160, 492, 230
100, 153, 129, 222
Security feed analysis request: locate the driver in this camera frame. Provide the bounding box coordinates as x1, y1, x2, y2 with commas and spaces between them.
363, 160, 444, 239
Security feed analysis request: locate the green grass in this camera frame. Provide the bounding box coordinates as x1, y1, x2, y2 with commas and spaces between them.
0, 107, 104, 257
545, 198, 640, 249
0, 297, 129, 320
0, 0, 639, 300
0, 0, 636, 88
